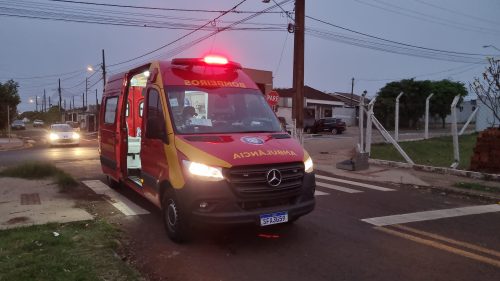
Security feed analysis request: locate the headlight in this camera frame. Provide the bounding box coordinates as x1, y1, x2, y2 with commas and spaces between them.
304, 156, 314, 173
182, 160, 224, 181
49, 133, 59, 140
72, 132, 80, 139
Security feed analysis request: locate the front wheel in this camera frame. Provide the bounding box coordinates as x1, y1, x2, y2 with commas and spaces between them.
331, 128, 338, 135
162, 189, 191, 243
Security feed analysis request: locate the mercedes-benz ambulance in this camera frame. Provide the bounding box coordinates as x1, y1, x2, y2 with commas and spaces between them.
99, 55, 315, 242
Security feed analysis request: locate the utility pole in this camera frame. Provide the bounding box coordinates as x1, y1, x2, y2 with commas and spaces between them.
85, 77, 88, 109
95, 88, 98, 106
64, 99, 66, 110
351, 78, 355, 107
49, 96, 51, 108
7, 105, 10, 141
73, 95, 75, 110
43, 89, 46, 112
102, 49, 106, 92
58, 78, 62, 116
82, 93, 85, 108
292, 0, 305, 131
35, 96, 38, 112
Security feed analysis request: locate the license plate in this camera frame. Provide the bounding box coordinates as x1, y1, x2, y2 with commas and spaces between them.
260, 211, 288, 226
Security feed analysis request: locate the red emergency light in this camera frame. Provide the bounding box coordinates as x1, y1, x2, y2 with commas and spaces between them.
203, 55, 228, 65
172, 55, 241, 69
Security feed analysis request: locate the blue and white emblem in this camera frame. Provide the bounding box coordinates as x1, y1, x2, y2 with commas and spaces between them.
240, 136, 264, 145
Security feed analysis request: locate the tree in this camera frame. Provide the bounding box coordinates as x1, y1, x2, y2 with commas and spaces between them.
374, 79, 431, 129
470, 57, 500, 127
430, 80, 468, 128
0, 80, 20, 131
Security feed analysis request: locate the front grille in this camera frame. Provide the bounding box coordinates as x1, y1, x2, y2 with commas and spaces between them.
224, 162, 304, 197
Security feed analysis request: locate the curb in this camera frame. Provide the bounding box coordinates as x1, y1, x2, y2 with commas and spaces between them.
369, 159, 500, 182
315, 166, 500, 202
0, 140, 33, 152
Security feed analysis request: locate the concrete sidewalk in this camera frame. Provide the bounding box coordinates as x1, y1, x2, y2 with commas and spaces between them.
0, 137, 25, 151
0, 177, 93, 230
304, 136, 500, 200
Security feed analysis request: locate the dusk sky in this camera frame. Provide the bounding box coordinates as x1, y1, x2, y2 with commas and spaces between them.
1, 0, 499, 112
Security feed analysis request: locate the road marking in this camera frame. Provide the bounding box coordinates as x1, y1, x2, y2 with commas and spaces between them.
393, 225, 500, 259
362, 204, 500, 226
376, 226, 500, 268
315, 175, 395, 191
316, 181, 362, 193
314, 190, 330, 196
82, 180, 150, 216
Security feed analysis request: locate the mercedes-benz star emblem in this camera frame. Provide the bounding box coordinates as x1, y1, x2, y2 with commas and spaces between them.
266, 169, 282, 187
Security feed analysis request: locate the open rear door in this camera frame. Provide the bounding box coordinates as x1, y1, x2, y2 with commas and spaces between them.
100, 73, 128, 181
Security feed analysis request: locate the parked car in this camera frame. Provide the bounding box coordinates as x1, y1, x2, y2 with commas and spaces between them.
311, 118, 346, 134
48, 124, 80, 146
33, 119, 44, 127
65, 121, 81, 131
11, 120, 26, 130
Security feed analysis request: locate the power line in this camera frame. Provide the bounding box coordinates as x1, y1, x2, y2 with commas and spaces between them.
353, 0, 500, 36
107, 0, 251, 68
47, 0, 285, 14
413, 0, 500, 26
357, 63, 482, 82
306, 15, 494, 57
107, 0, 291, 69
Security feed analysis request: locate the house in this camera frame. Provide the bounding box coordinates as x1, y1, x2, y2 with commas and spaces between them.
476, 98, 499, 131
274, 86, 345, 126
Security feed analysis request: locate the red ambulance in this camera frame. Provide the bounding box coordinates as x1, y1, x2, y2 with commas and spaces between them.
99, 55, 315, 242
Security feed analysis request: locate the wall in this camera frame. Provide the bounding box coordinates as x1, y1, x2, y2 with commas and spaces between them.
476, 99, 498, 131
332, 107, 356, 126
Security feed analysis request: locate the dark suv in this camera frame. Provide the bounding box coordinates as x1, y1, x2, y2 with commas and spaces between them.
311, 118, 346, 134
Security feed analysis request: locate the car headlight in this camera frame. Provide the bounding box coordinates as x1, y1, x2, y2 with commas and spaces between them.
304, 156, 314, 173
182, 160, 224, 181
49, 133, 59, 140
72, 132, 80, 139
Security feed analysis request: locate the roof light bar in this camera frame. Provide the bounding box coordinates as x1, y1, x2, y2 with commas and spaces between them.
203, 55, 228, 65
172, 56, 241, 69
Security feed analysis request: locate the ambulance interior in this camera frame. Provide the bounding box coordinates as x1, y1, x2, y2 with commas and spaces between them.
125, 71, 147, 183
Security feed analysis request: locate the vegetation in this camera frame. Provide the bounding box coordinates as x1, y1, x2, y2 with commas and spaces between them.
453, 181, 499, 193
0, 220, 141, 281
374, 79, 467, 129
0, 162, 78, 191
19, 105, 64, 126
470, 57, 500, 128
370, 134, 477, 169
0, 79, 20, 131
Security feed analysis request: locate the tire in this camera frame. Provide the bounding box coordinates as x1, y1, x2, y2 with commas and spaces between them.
162, 189, 191, 243
331, 128, 338, 135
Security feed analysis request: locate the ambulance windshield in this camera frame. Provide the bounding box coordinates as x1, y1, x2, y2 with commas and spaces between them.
166, 86, 282, 134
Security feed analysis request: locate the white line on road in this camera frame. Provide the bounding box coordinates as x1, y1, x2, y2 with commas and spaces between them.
82, 180, 150, 216
315, 175, 395, 192
316, 181, 362, 194
314, 190, 330, 196
362, 204, 500, 226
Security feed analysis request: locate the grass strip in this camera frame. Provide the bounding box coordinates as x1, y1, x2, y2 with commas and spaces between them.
0, 162, 78, 191
0, 220, 140, 281
453, 182, 500, 193
370, 133, 478, 169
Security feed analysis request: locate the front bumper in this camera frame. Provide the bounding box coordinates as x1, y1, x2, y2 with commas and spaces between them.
49, 139, 80, 145
176, 172, 316, 225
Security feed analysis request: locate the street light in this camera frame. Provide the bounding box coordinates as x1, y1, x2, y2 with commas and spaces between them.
87, 65, 94, 72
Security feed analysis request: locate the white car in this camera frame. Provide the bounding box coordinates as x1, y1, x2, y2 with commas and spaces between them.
48, 124, 80, 146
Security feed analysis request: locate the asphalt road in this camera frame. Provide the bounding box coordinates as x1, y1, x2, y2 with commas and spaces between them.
0, 127, 99, 166
2, 127, 499, 281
